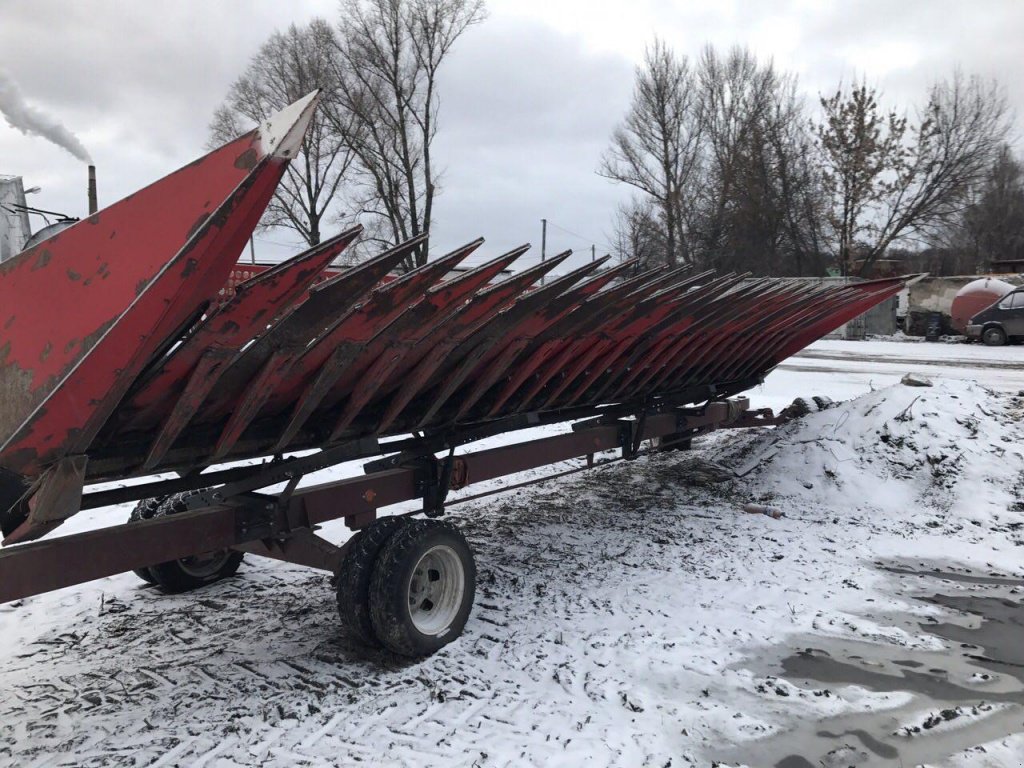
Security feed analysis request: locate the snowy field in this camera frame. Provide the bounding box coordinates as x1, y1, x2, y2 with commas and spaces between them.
1, 339, 1023, 767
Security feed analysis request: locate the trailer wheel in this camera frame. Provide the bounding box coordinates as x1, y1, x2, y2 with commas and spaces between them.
335, 516, 410, 646
127, 496, 168, 584
369, 519, 476, 657
147, 492, 244, 593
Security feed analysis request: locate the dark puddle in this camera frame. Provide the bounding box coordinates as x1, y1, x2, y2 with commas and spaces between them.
722, 564, 1024, 767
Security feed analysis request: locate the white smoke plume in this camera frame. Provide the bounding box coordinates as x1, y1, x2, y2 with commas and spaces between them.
0, 68, 92, 163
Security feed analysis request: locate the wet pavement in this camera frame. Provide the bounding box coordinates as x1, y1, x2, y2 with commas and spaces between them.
724, 563, 1024, 767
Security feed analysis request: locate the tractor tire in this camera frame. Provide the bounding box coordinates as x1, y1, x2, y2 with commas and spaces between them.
147, 491, 244, 593
127, 496, 168, 584
369, 519, 475, 658
983, 326, 1007, 347
335, 516, 410, 647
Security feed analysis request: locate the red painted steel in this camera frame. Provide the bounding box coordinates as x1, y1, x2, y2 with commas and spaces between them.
0, 89, 908, 543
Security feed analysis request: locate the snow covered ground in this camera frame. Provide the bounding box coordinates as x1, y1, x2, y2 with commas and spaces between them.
1, 339, 1023, 767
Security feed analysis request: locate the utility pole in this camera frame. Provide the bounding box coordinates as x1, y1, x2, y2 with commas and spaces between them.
541, 218, 547, 263
591, 244, 595, 262
541, 218, 547, 285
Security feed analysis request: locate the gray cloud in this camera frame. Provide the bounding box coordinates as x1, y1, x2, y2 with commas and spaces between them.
0, 0, 1020, 269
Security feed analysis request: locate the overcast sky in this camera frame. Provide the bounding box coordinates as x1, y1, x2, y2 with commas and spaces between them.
1, 0, 1021, 272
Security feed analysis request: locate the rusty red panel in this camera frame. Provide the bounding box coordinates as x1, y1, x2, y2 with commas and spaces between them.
0, 81, 917, 547
501, 268, 689, 414
587, 274, 746, 402
374, 251, 573, 432
119, 227, 361, 435
191, 237, 422, 429
414, 259, 614, 428
479, 268, 672, 418
444, 260, 633, 423
536, 270, 716, 410
267, 242, 484, 451
326, 247, 529, 440
198, 239, 423, 459
610, 279, 766, 399
0, 98, 321, 484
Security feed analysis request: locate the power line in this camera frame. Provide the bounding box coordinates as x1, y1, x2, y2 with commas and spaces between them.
544, 219, 614, 253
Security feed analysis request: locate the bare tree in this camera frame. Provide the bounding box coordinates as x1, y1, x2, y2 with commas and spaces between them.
965, 144, 1024, 269
932, 143, 1024, 272
210, 20, 359, 246
602, 42, 828, 276
599, 40, 702, 267
610, 197, 667, 270
691, 46, 826, 275
813, 72, 1011, 276
693, 46, 778, 264
330, 0, 485, 270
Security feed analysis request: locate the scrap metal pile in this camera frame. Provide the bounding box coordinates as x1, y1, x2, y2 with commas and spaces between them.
0, 92, 902, 545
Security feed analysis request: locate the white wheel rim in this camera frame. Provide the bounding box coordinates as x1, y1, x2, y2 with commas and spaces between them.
407, 544, 465, 636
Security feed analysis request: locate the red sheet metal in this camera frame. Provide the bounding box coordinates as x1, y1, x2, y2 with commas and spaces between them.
375, 252, 572, 432
117, 227, 361, 470
0, 85, 913, 542
416, 259, 617, 428
0, 95, 320, 479
326, 247, 528, 440
267, 242, 483, 451
206, 240, 418, 460
444, 260, 633, 424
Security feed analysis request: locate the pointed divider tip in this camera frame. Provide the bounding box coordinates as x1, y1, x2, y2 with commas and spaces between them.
426, 243, 528, 295
385, 237, 485, 289
258, 90, 322, 160
474, 247, 571, 296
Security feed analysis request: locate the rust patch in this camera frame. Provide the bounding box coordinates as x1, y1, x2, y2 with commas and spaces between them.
181, 258, 199, 278
4, 316, 14, 330
31, 249, 52, 272
135, 277, 153, 296
40, 342, 52, 362
64, 338, 79, 354
234, 148, 258, 170
67, 269, 82, 282
0, 357, 37, 449
0, 447, 38, 479
187, 213, 211, 241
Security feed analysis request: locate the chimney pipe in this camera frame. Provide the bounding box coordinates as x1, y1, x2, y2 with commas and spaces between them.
87, 165, 97, 215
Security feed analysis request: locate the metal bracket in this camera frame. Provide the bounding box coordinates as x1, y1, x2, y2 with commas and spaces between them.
616, 418, 640, 461
415, 448, 457, 517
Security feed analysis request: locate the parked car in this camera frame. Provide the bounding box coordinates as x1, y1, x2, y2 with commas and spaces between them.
966, 287, 1024, 346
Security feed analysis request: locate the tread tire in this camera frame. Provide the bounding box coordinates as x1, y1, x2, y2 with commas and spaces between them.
983, 326, 1007, 347
369, 519, 475, 658
148, 491, 244, 593
127, 496, 168, 584
336, 516, 409, 646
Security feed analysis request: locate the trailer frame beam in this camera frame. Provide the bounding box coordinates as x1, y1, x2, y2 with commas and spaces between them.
0, 394, 772, 604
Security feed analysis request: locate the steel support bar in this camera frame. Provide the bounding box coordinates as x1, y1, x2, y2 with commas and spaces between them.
0, 396, 753, 604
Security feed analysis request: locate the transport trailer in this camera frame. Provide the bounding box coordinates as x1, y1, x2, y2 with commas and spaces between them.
0, 92, 906, 657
